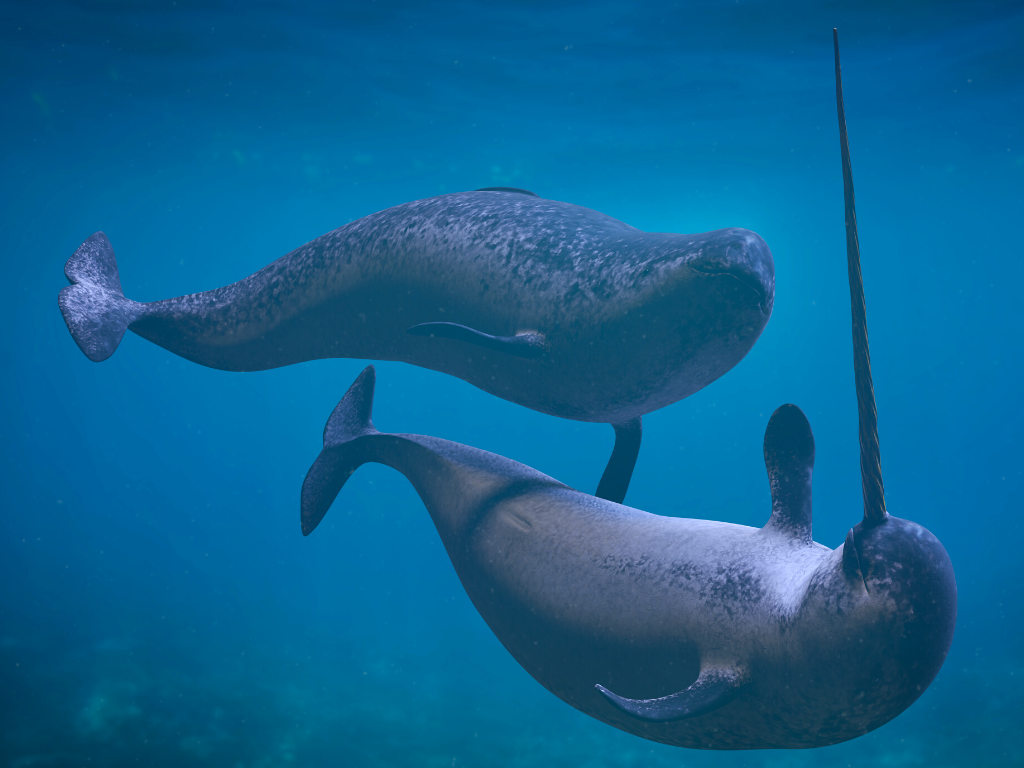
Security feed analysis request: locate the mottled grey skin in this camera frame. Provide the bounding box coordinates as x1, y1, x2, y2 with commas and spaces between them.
302, 367, 956, 750
59, 190, 773, 423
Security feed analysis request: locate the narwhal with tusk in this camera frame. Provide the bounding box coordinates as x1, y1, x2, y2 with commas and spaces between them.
297, 32, 956, 749
58, 189, 773, 504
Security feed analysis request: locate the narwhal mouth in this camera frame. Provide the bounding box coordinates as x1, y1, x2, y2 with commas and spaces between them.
690, 261, 772, 312
687, 231, 775, 314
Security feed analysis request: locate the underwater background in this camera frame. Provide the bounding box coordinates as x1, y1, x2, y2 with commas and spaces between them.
1, 1, 1021, 765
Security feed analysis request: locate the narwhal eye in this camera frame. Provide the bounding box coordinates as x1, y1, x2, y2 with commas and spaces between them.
641, 266, 651, 277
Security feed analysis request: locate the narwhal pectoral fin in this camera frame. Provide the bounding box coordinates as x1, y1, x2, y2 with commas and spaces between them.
761, 403, 815, 542
595, 665, 747, 723
594, 417, 642, 504
406, 322, 547, 359
58, 232, 141, 362
300, 366, 380, 536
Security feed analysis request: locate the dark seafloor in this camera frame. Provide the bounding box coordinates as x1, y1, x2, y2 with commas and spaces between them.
1, 1, 1021, 766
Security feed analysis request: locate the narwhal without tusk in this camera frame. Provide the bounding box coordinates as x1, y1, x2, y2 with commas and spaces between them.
298, 31, 955, 749
58, 187, 774, 505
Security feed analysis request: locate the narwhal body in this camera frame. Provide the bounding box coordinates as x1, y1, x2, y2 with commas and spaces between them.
301, 367, 956, 749
58, 189, 774, 500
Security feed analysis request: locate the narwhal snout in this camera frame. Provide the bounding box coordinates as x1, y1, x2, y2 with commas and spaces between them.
851, 516, 958, 699
688, 229, 775, 314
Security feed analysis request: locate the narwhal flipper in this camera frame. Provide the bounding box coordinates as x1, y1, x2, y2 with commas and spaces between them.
58, 233, 142, 362
595, 665, 747, 722
406, 322, 547, 359
760, 403, 814, 542
408, 318, 640, 503
594, 417, 642, 504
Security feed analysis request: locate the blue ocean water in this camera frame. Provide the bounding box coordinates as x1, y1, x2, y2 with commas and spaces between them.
2, 0, 1021, 765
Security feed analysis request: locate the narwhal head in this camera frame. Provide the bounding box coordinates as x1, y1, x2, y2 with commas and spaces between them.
762, 404, 956, 737
788, 503, 957, 735
835, 513, 957, 705
686, 228, 775, 317
614, 226, 774, 416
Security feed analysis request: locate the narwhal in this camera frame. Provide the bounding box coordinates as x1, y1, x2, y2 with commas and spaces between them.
59, 187, 773, 502
297, 32, 955, 749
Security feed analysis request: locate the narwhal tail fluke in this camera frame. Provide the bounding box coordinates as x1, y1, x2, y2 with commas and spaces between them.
301, 365, 380, 536
59, 232, 143, 362
303, 366, 564, 541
